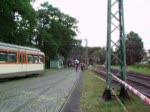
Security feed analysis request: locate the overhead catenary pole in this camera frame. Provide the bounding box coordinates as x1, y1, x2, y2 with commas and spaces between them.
102, 0, 129, 101
85, 39, 88, 65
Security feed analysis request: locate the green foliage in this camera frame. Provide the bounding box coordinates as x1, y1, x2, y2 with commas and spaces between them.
0, 0, 36, 45
35, 2, 78, 67
126, 31, 144, 65
114, 31, 144, 65
91, 47, 106, 64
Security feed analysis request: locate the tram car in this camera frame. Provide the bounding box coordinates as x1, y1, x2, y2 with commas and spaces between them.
0, 42, 45, 78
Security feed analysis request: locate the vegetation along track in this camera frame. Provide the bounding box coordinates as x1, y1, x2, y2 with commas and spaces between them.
93, 67, 150, 98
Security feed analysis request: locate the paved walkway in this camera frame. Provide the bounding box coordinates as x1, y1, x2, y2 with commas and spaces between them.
0, 68, 83, 112
62, 70, 83, 112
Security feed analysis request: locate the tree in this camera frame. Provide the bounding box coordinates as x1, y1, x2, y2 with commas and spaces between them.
126, 31, 144, 65
35, 2, 78, 67
0, 0, 36, 45
93, 47, 106, 64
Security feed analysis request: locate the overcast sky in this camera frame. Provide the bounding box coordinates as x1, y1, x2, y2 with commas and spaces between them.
33, 0, 150, 50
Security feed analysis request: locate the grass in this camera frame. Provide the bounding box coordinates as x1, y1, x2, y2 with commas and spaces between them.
80, 69, 150, 112
127, 66, 150, 74
80, 70, 125, 112
112, 66, 150, 75
123, 95, 150, 112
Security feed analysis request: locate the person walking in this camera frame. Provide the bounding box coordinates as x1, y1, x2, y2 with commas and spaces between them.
75, 59, 79, 72
80, 62, 85, 71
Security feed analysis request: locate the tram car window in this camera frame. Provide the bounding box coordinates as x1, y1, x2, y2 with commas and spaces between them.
0, 52, 7, 63
8, 53, 17, 63
34, 56, 39, 63
39, 56, 44, 63
28, 54, 34, 63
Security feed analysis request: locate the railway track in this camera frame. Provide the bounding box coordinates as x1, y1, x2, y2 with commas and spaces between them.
0, 69, 78, 112
11, 76, 69, 112
92, 68, 150, 98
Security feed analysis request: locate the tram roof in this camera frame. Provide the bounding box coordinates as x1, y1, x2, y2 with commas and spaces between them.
0, 42, 44, 55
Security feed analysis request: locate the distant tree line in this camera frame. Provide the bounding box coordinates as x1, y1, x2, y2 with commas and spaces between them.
0, 1, 79, 67
85, 31, 145, 66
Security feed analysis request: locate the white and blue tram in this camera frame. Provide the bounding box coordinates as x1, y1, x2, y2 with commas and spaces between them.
0, 42, 45, 78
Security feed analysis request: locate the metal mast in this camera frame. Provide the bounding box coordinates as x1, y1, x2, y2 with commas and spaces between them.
85, 39, 88, 65
103, 0, 129, 101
